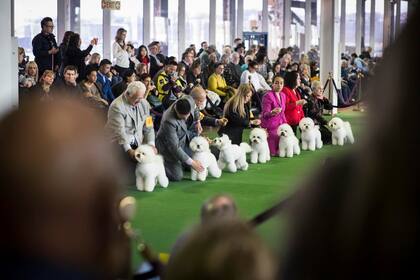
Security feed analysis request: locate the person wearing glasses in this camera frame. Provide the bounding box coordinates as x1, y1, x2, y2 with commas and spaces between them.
207, 63, 234, 102
32, 17, 60, 76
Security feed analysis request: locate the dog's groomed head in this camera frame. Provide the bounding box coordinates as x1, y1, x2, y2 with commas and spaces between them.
328, 117, 344, 131
134, 145, 156, 164
299, 117, 315, 132
190, 136, 210, 153
212, 134, 231, 149
249, 128, 267, 144
277, 123, 294, 138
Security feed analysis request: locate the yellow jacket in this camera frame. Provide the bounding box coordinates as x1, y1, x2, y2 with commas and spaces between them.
208, 73, 228, 97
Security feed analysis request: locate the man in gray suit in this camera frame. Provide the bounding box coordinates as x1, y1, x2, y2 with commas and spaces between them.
156, 99, 204, 181
106, 81, 155, 161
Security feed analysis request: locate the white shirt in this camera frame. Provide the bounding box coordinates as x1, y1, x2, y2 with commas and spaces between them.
112, 41, 130, 68
240, 70, 271, 92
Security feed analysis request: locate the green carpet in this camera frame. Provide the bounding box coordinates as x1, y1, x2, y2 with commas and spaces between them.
126, 111, 365, 265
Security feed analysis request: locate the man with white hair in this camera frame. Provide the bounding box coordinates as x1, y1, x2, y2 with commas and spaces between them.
106, 81, 155, 162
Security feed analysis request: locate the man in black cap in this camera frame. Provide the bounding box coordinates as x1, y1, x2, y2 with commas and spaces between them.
156, 98, 204, 181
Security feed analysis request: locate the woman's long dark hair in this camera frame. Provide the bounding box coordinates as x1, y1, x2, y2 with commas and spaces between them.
137, 45, 149, 59
67, 33, 81, 49
284, 70, 299, 89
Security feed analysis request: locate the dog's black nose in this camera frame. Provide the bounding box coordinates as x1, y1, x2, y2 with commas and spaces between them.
197, 145, 200, 148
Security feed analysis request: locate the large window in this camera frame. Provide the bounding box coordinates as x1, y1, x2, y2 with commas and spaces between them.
80, 0, 103, 57
216, 0, 231, 51
111, 0, 143, 50
243, 0, 262, 32
168, 0, 179, 58
186, 0, 210, 50
290, 1, 305, 50
268, 0, 282, 60
14, 0, 57, 59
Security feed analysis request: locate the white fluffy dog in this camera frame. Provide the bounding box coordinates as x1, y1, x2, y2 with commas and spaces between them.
212, 134, 252, 173
299, 118, 323, 151
249, 128, 270, 164
277, 124, 301, 158
189, 136, 222, 181
134, 145, 169, 192
328, 117, 355, 146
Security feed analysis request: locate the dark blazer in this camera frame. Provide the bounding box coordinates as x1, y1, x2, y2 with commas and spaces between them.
65, 45, 93, 82
149, 55, 163, 79
111, 81, 128, 99
32, 32, 60, 75
218, 105, 250, 145
156, 102, 194, 163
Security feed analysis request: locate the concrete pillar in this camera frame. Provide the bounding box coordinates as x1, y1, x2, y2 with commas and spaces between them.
237, 0, 243, 38
369, 0, 375, 52
57, 0, 71, 44
103, 9, 111, 60
283, 0, 291, 47
229, 0, 237, 44
0, 0, 18, 116
304, 0, 312, 53
340, 0, 346, 53
143, 0, 152, 45
383, 0, 393, 49
320, 0, 340, 114
355, 0, 363, 54
395, 0, 401, 36
209, 0, 216, 45
262, 0, 269, 32
178, 0, 186, 59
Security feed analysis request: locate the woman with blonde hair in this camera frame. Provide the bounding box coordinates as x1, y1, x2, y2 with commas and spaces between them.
218, 84, 261, 144
30, 70, 55, 102
19, 61, 38, 89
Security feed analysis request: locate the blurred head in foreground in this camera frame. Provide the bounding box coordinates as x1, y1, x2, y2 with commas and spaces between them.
165, 219, 276, 280
200, 194, 237, 223
0, 99, 125, 278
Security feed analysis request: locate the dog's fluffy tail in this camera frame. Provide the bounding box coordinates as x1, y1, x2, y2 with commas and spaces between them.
240, 142, 252, 153
344, 122, 355, 144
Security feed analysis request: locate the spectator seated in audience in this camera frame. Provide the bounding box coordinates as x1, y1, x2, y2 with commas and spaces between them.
32, 17, 60, 76
208, 62, 235, 102
19, 61, 38, 89
299, 63, 312, 95
106, 81, 155, 185
187, 60, 206, 89
18, 47, 28, 76
136, 45, 150, 68
96, 59, 115, 103
29, 70, 55, 102
135, 62, 148, 80
199, 44, 216, 71
255, 46, 272, 82
88, 52, 101, 68
234, 43, 246, 65
64, 32, 97, 83
180, 49, 194, 73
53, 65, 82, 96
223, 52, 242, 88
176, 63, 188, 92
78, 65, 109, 109
148, 41, 164, 79
127, 43, 140, 71
111, 69, 137, 99
197, 41, 208, 58
303, 81, 333, 144
156, 98, 204, 181
156, 60, 183, 109
240, 60, 271, 113
218, 84, 261, 145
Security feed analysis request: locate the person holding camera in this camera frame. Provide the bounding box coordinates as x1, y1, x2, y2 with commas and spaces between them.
156, 60, 183, 109
32, 17, 60, 76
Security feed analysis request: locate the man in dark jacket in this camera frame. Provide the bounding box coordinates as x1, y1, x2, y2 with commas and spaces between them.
32, 17, 60, 76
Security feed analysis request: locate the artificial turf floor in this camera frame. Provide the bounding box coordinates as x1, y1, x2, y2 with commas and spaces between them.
126, 111, 365, 265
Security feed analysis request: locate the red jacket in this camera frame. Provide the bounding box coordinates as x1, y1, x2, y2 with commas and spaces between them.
283, 86, 305, 126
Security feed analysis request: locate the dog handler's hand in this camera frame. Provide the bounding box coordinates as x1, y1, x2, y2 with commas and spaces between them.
217, 118, 228, 126
191, 160, 204, 173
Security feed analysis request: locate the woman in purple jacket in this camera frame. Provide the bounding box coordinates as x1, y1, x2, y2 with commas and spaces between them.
261, 75, 288, 156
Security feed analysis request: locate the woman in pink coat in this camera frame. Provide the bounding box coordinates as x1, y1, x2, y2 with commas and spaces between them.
261, 75, 288, 156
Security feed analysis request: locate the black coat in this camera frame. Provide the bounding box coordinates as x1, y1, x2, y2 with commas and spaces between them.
218, 105, 250, 145
65, 45, 93, 82
32, 32, 60, 75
